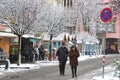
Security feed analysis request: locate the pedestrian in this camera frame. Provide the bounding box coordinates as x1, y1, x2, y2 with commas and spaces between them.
29, 43, 34, 62
105, 46, 110, 55
38, 45, 45, 60
68, 45, 80, 78
34, 45, 39, 61
56, 42, 68, 76
24, 45, 30, 62
10, 45, 16, 63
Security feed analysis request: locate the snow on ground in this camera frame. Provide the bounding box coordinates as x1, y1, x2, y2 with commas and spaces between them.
77, 63, 119, 80
35, 60, 59, 67
92, 75, 119, 80
92, 66, 119, 80
78, 55, 102, 61
92, 68, 119, 80
0, 63, 40, 78
0, 55, 110, 79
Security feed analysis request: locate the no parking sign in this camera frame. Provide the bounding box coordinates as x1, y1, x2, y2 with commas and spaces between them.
100, 7, 113, 23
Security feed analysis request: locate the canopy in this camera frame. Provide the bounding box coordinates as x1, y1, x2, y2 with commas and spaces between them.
0, 32, 17, 37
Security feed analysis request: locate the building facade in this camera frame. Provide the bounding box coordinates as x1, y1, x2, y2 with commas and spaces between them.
104, 0, 120, 53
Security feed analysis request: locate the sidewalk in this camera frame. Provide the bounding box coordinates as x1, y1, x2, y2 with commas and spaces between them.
0, 63, 40, 79
76, 63, 119, 80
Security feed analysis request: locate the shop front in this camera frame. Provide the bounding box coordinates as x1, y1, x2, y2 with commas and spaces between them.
106, 38, 119, 54
0, 32, 17, 58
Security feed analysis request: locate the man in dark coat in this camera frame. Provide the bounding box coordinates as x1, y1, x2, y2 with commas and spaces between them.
56, 42, 68, 76
38, 45, 45, 60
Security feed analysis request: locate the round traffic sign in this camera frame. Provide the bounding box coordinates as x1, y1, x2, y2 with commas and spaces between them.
100, 7, 113, 23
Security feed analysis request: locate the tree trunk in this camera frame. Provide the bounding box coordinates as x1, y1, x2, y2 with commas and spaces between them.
17, 35, 22, 66
49, 34, 52, 61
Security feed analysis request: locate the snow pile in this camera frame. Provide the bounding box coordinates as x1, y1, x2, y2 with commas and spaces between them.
0, 63, 40, 77
92, 76, 119, 80
92, 66, 119, 80
78, 55, 102, 61
35, 60, 59, 67
92, 74, 119, 80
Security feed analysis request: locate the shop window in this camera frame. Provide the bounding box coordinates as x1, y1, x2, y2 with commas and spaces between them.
58, 42, 61, 48
53, 42, 56, 48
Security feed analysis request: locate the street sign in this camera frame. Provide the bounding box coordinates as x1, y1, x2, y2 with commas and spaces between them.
100, 7, 113, 23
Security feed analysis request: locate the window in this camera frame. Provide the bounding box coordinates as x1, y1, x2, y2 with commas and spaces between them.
64, 0, 66, 7
67, 0, 69, 7
63, 0, 72, 8
70, 0, 72, 7
66, 26, 75, 34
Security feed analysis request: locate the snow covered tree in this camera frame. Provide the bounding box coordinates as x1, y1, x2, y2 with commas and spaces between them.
40, 5, 65, 60
74, 0, 102, 32
0, 0, 47, 65
109, 0, 120, 17
38, 4, 76, 60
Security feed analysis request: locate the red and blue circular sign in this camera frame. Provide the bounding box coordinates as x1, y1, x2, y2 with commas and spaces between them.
100, 7, 113, 23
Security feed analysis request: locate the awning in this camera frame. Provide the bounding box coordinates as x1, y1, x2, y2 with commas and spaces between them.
22, 34, 41, 39
0, 32, 17, 37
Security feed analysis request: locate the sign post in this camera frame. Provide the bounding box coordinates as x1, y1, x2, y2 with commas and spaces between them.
100, 7, 113, 78
102, 54, 105, 78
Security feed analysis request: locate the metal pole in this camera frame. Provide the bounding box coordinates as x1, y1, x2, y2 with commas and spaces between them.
102, 64, 105, 78
102, 54, 105, 78
102, 30, 106, 78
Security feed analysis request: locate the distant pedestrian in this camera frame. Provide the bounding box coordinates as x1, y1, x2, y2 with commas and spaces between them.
56, 42, 68, 76
105, 46, 110, 55
10, 45, 16, 63
29, 43, 34, 62
68, 45, 80, 78
34, 45, 39, 61
38, 45, 45, 60
24, 45, 30, 62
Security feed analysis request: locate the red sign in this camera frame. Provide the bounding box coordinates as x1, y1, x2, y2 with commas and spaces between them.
100, 7, 113, 23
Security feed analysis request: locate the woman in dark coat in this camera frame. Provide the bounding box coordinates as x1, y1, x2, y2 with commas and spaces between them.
69, 45, 80, 78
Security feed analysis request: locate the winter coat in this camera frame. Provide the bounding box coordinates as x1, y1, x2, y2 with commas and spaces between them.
24, 47, 30, 55
69, 51, 79, 66
56, 47, 68, 62
38, 47, 44, 55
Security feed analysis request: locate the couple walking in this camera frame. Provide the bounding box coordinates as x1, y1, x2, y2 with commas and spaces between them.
56, 42, 80, 78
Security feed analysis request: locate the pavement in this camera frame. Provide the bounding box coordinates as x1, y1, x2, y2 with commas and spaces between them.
0, 54, 119, 80
76, 64, 115, 80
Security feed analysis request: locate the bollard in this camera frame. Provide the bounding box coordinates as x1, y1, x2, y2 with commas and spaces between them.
5, 59, 10, 70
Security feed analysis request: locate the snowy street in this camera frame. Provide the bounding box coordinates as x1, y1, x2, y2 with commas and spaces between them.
0, 54, 120, 80
0, 0, 120, 80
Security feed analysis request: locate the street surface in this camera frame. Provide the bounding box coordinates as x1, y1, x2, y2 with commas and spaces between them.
1, 54, 120, 80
